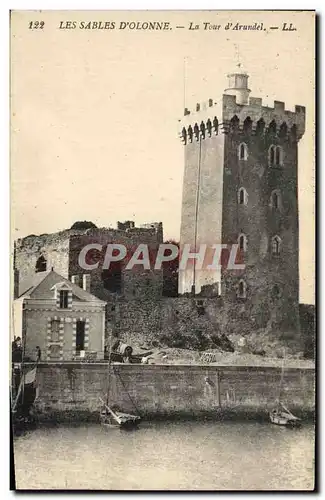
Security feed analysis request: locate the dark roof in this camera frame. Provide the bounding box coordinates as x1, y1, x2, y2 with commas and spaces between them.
17, 270, 105, 303
18, 271, 51, 297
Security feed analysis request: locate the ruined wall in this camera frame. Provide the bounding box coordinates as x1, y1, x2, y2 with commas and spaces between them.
32, 363, 315, 420
15, 231, 73, 282
68, 226, 163, 303
15, 224, 163, 301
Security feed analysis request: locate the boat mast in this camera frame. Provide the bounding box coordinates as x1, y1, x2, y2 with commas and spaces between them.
20, 310, 27, 410
277, 347, 286, 406
105, 325, 112, 406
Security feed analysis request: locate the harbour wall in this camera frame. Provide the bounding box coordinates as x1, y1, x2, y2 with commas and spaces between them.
30, 363, 315, 421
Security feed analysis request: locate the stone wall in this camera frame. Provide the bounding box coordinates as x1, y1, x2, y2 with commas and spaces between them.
15, 231, 72, 281
32, 363, 315, 421
300, 304, 315, 358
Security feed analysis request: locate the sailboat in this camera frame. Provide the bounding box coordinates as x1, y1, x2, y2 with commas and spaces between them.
269, 349, 301, 427
99, 331, 141, 429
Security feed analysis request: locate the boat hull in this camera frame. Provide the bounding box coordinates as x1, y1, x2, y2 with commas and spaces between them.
269, 412, 301, 427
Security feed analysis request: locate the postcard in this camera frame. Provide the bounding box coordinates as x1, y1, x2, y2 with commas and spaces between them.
10, 10, 315, 491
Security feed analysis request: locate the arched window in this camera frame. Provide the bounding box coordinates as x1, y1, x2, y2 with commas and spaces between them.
269, 145, 275, 165
238, 142, 248, 161
238, 233, 247, 252
269, 145, 283, 166
270, 190, 281, 209
279, 122, 288, 138
268, 120, 277, 135
243, 116, 253, 134
237, 280, 247, 299
238, 187, 248, 206
290, 124, 297, 141
275, 147, 281, 165
256, 118, 265, 136
271, 235, 281, 255
35, 255, 47, 273
230, 115, 240, 131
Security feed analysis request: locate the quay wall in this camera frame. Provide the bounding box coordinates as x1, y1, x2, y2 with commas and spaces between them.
30, 363, 315, 421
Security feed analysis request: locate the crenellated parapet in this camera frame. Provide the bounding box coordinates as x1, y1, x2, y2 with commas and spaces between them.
179, 98, 224, 144
221, 94, 305, 140
179, 93, 305, 145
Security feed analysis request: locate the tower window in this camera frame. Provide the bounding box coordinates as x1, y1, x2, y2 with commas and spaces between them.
268, 120, 277, 135
238, 233, 247, 252
237, 280, 247, 299
243, 117, 253, 134
256, 118, 265, 136
230, 115, 240, 131
35, 255, 47, 273
59, 290, 69, 309
272, 192, 279, 209
238, 187, 248, 206
272, 284, 281, 299
238, 142, 248, 161
271, 236, 281, 255
269, 145, 283, 166
279, 122, 288, 138
270, 190, 281, 210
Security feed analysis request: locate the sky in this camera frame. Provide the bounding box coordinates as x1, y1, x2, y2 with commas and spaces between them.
11, 11, 315, 303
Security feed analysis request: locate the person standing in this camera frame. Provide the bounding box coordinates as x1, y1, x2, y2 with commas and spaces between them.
35, 346, 41, 362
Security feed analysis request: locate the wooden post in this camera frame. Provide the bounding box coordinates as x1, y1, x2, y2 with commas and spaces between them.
216, 370, 221, 408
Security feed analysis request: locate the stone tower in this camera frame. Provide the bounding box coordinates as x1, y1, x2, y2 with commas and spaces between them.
179, 72, 305, 339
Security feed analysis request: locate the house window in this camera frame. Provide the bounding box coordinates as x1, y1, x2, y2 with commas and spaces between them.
238, 142, 248, 161
238, 233, 247, 252
49, 344, 61, 360
237, 280, 247, 299
269, 145, 283, 166
238, 187, 248, 205
59, 290, 69, 309
51, 319, 60, 342
271, 236, 281, 255
76, 320, 85, 352
35, 255, 47, 273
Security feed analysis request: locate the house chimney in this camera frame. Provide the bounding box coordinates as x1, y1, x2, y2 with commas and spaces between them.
71, 275, 80, 286
83, 274, 91, 293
